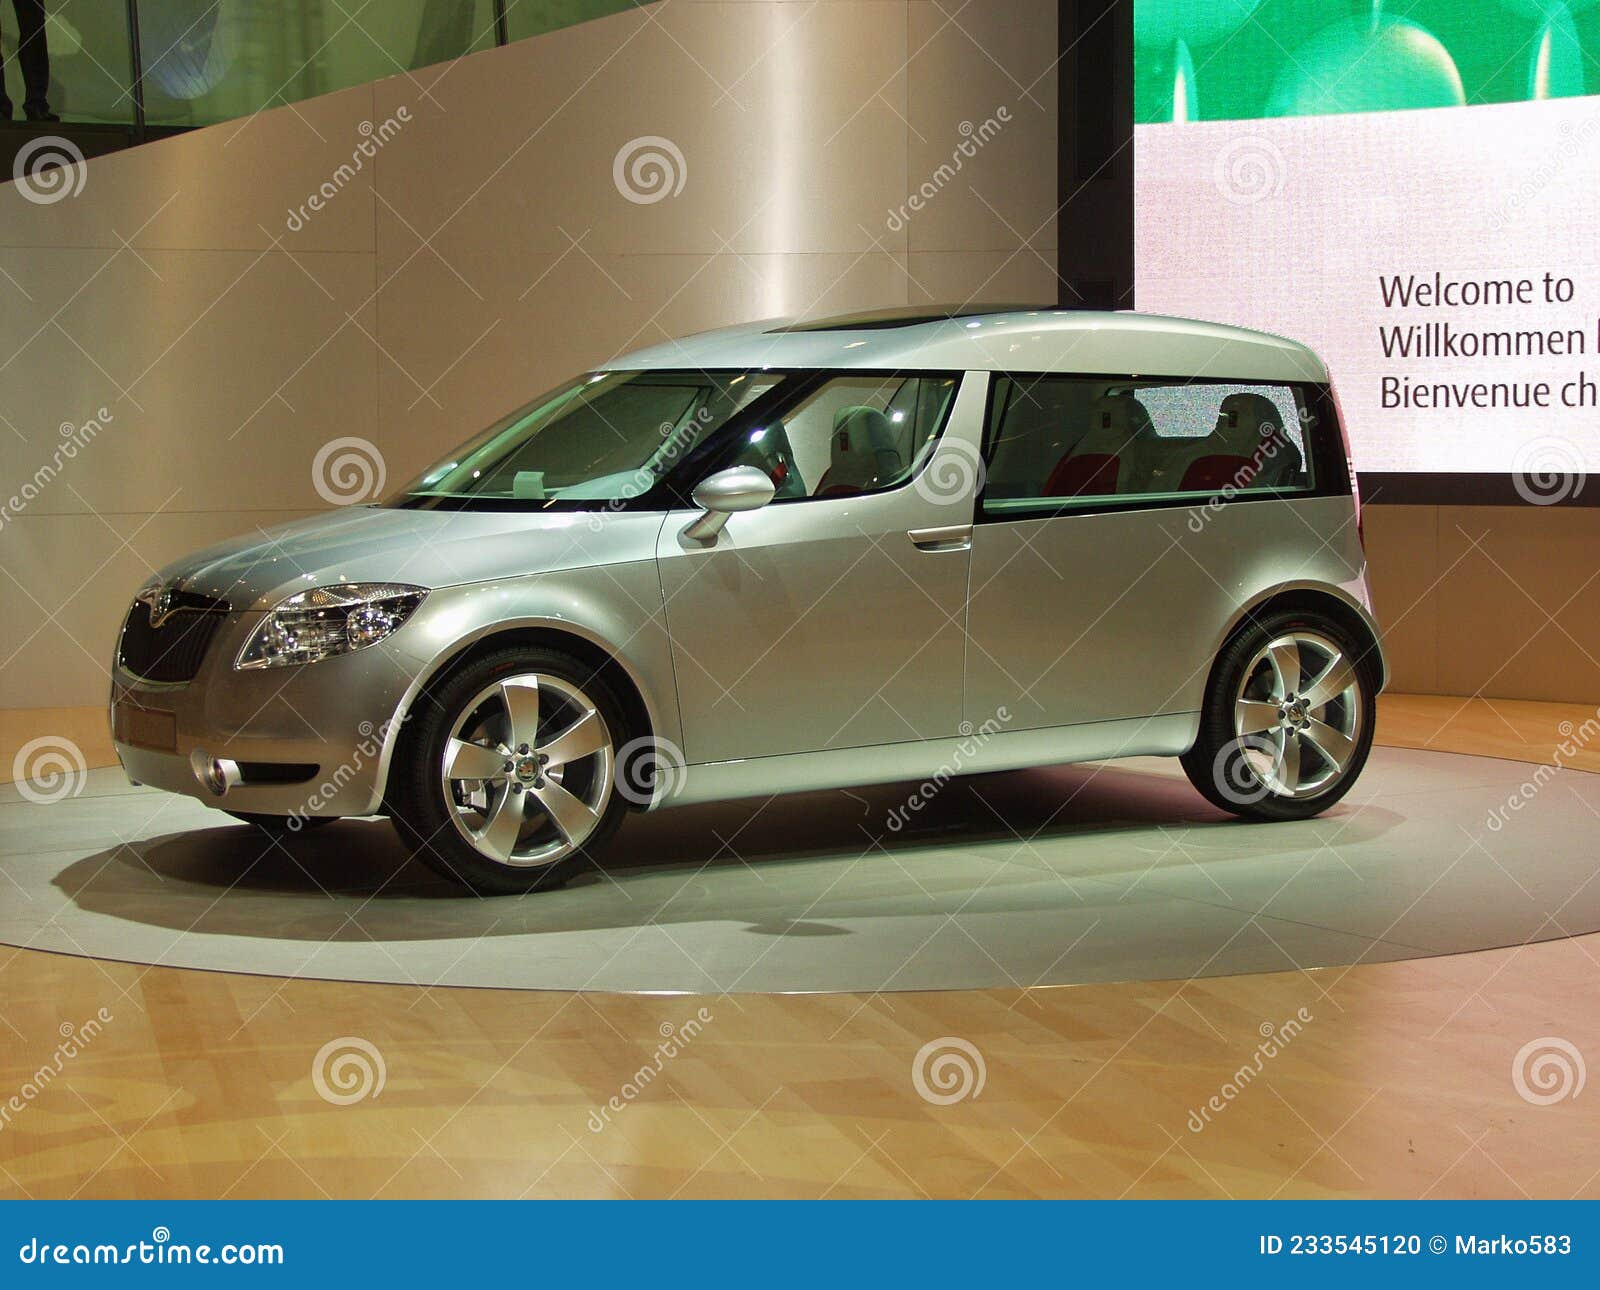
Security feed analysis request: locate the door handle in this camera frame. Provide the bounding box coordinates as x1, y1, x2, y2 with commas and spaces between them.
907, 524, 972, 552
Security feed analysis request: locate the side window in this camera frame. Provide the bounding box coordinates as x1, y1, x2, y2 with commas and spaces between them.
729, 373, 958, 500
981, 374, 1314, 517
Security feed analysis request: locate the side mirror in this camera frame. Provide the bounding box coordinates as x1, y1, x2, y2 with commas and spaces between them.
682, 466, 776, 542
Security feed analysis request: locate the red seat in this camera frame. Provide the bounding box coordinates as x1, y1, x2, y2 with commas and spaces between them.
1043, 452, 1121, 497
1178, 454, 1256, 492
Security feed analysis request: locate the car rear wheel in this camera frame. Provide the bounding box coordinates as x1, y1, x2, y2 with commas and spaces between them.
1181, 610, 1376, 821
389, 646, 629, 894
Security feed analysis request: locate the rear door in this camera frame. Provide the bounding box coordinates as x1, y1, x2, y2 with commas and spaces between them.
963, 373, 1325, 732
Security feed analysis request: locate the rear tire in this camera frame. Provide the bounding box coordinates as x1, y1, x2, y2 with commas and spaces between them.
1181, 609, 1376, 821
389, 646, 630, 895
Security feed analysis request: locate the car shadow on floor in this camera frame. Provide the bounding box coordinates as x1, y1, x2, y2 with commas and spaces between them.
48, 759, 1399, 943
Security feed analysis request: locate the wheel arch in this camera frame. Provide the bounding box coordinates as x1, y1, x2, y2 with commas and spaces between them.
379, 620, 661, 812
1214, 583, 1388, 696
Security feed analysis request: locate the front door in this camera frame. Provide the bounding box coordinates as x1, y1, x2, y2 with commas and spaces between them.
656, 371, 983, 765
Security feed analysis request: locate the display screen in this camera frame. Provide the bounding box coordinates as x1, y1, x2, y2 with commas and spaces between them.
1133, 0, 1600, 495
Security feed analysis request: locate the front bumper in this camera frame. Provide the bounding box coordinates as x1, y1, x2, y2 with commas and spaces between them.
110, 608, 421, 818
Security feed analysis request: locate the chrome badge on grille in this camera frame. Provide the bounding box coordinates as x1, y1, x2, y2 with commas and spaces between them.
136, 581, 182, 628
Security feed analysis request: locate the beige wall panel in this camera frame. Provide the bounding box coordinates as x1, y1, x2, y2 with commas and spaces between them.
906, 249, 1058, 306
0, 248, 379, 516
905, 0, 1058, 255
1433, 505, 1600, 704
370, 2, 910, 259
1361, 505, 1439, 697
0, 85, 379, 255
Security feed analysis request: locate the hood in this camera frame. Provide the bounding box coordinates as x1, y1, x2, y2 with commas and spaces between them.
148, 506, 667, 611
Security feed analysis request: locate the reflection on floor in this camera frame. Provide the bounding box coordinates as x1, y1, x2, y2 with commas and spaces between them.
0, 694, 1596, 1198
3, 747, 1597, 991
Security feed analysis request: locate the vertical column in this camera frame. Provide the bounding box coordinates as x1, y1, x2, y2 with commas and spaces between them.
1057, 0, 1132, 310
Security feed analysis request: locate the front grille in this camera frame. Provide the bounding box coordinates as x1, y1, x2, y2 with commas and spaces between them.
117, 591, 230, 684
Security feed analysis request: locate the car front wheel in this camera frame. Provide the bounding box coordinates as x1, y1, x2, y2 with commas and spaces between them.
389, 646, 630, 894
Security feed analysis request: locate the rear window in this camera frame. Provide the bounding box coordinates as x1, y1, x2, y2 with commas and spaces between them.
981, 375, 1319, 517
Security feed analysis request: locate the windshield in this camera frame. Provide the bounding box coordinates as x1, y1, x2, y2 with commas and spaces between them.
396, 370, 785, 505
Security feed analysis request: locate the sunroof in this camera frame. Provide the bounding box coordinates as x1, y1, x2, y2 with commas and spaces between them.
769, 304, 1058, 333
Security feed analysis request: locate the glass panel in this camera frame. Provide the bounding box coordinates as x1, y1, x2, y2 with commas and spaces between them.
4, 0, 133, 124
398, 370, 785, 505
982, 375, 1314, 515
138, 1, 499, 128
732, 374, 958, 501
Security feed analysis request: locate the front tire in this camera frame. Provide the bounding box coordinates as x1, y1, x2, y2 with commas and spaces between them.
389, 646, 629, 895
1181, 610, 1376, 821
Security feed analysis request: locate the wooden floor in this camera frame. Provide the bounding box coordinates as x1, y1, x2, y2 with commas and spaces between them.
1, 694, 1597, 1200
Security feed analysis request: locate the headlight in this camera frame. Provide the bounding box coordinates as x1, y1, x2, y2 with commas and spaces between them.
235, 583, 426, 670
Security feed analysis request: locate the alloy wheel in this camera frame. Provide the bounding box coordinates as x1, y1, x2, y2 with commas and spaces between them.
440, 672, 614, 867
1231, 630, 1364, 799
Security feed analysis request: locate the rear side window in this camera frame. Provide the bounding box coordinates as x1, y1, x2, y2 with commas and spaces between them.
981, 375, 1318, 518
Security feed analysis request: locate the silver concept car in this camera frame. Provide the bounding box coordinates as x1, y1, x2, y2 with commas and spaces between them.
111, 307, 1385, 894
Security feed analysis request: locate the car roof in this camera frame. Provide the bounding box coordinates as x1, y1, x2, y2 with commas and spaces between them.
608, 307, 1328, 384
